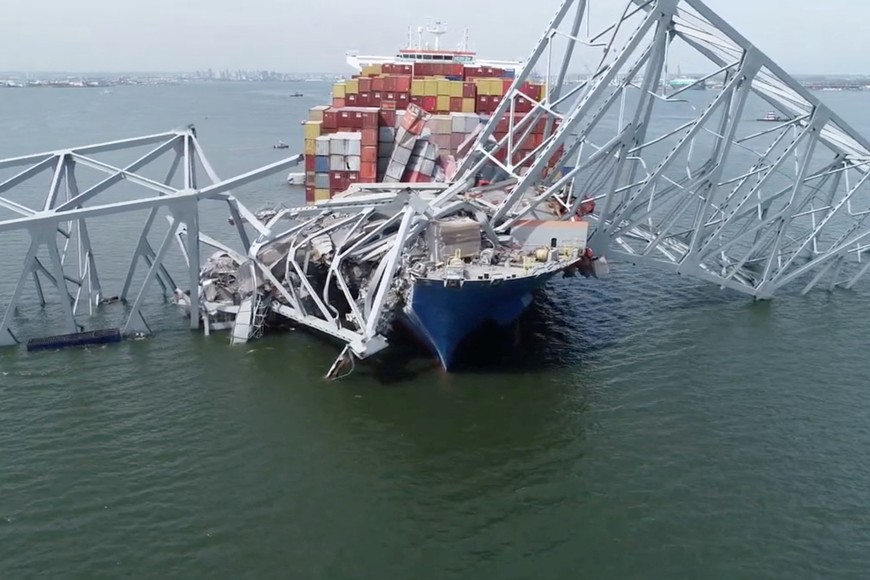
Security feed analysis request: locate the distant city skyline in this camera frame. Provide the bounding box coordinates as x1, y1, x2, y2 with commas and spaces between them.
0, 1, 867, 75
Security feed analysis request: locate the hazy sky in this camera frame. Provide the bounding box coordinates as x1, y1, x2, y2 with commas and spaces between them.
0, 0, 864, 74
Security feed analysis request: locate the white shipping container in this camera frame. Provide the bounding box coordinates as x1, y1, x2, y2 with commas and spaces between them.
346, 155, 361, 172
423, 143, 438, 161
386, 160, 406, 181
314, 173, 329, 189
392, 143, 413, 166
329, 138, 347, 156
329, 155, 345, 171
347, 139, 361, 156
465, 114, 481, 133
420, 159, 436, 176
315, 136, 330, 157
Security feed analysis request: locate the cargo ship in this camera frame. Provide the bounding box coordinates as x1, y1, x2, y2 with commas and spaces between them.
300, 23, 549, 203
236, 26, 599, 371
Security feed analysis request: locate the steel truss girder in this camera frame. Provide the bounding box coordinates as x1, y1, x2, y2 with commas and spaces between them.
430, 0, 870, 298
0, 127, 301, 345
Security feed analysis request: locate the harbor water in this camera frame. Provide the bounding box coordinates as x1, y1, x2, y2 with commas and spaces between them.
2, 83, 870, 578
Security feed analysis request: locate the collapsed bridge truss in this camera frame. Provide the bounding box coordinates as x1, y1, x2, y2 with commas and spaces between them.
441, 0, 870, 298
2, 0, 870, 352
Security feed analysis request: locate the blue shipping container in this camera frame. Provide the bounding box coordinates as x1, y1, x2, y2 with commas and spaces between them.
314, 155, 330, 173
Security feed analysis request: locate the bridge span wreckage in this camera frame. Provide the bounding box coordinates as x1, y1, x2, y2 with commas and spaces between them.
4, 0, 870, 377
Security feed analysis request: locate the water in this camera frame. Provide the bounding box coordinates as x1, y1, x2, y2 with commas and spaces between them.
2, 84, 870, 578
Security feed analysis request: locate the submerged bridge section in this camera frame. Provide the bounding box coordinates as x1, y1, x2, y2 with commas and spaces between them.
0, 127, 299, 346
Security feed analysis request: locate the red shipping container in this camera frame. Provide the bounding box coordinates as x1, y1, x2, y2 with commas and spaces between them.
381, 100, 397, 111
410, 96, 423, 107
305, 171, 316, 186
346, 93, 358, 105
305, 185, 315, 203
379, 109, 397, 127
462, 82, 477, 99
515, 95, 533, 113
362, 145, 378, 164
476, 95, 490, 113
361, 110, 378, 128
383, 63, 393, 74
395, 75, 412, 93
449, 97, 463, 112
348, 110, 362, 129
371, 92, 383, 106
504, 79, 515, 95
329, 171, 345, 191
360, 161, 377, 182
421, 96, 437, 112
397, 93, 410, 108
403, 171, 432, 183
347, 171, 360, 186
383, 76, 395, 92
372, 77, 385, 92
358, 92, 371, 107
304, 155, 316, 172
361, 128, 378, 146
338, 109, 352, 127
359, 77, 372, 92
332, 97, 345, 108
323, 109, 338, 130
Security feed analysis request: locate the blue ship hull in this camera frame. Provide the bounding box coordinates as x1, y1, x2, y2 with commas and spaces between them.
403, 272, 561, 369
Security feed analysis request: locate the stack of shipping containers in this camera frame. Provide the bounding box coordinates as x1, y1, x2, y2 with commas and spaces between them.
302, 62, 557, 203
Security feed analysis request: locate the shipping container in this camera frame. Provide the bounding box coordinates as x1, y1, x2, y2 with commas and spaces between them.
304, 121, 322, 140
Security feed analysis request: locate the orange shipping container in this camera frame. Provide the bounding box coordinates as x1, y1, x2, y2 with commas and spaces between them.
362, 145, 378, 163
361, 128, 378, 145
395, 75, 412, 93
360, 162, 377, 182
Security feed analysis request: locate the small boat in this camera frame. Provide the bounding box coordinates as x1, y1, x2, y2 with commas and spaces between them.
286, 171, 305, 185
289, 92, 304, 97
757, 111, 788, 122
273, 141, 289, 149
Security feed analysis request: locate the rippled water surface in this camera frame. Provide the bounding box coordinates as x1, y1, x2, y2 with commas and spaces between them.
1, 84, 870, 578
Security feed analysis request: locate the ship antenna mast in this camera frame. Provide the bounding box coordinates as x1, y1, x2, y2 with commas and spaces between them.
417, 26, 424, 50
407, 25, 413, 49
426, 21, 448, 51
460, 27, 470, 52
